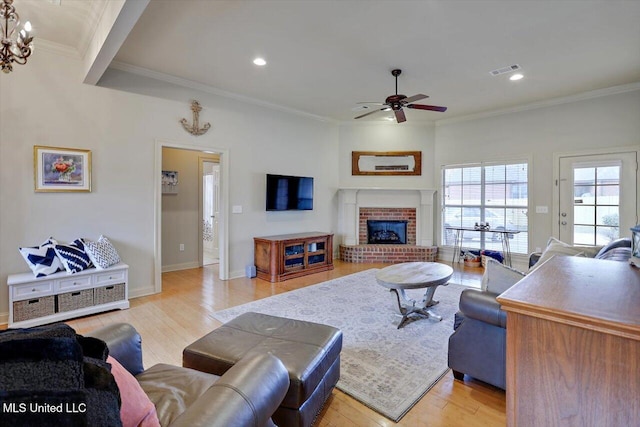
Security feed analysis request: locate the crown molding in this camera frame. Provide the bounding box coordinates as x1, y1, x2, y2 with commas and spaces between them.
337, 119, 436, 128
435, 82, 640, 127
33, 38, 81, 59
77, 0, 112, 60
109, 61, 337, 124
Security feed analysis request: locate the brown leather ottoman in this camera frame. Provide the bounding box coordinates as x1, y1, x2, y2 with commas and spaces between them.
183, 312, 342, 427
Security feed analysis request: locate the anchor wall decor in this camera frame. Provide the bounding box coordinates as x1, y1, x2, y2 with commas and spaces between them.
180, 100, 211, 136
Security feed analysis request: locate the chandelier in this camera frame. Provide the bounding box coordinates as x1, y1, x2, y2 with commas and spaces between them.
1, 0, 33, 74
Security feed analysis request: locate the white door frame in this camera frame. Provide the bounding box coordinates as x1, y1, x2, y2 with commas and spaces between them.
199, 157, 220, 265
154, 139, 229, 294
552, 145, 640, 240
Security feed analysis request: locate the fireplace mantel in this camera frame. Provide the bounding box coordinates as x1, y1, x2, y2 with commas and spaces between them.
337, 188, 436, 247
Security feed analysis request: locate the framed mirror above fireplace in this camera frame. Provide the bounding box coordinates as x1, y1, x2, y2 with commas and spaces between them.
352, 151, 422, 176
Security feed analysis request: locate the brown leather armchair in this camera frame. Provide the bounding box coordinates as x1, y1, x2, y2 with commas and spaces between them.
88, 323, 290, 427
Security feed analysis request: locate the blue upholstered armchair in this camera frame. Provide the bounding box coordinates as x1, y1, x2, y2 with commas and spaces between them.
447, 237, 631, 390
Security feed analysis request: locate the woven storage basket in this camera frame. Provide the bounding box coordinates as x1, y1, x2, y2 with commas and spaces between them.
13, 296, 55, 322
464, 259, 481, 268
94, 283, 125, 305
57, 289, 94, 313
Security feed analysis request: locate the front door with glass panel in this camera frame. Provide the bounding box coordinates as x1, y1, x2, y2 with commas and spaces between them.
558, 152, 637, 245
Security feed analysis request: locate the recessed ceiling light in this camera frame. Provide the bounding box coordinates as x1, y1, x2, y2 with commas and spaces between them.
253, 57, 266, 66
385, 117, 395, 121
510, 73, 524, 81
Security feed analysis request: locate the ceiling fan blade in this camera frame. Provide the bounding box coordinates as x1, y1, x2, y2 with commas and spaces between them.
407, 103, 448, 112
394, 108, 406, 123
354, 107, 388, 120
402, 94, 429, 104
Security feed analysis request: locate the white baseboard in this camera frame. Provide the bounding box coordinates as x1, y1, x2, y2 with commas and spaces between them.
129, 285, 158, 299
0, 312, 7, 326
229, 269, 248, 279
161, 261, 200, 273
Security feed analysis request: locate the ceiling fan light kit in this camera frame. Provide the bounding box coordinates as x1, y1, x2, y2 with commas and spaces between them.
354, 68, 447, 123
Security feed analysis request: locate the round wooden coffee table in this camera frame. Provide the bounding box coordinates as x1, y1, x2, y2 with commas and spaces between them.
376, 262, 454, 329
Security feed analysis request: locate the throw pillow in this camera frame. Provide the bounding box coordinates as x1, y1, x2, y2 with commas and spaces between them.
85, 236, 121, 269
481, 258, 526, 294
528, 237, 593, 273
18, 238, 64, 277
55, 239, 93, 273
108, 356, 160, 427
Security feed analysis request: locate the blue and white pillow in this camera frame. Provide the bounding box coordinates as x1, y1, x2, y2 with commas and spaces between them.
19, 238, 64, 277
84, 235, 121, 269
54, 239, 93, 274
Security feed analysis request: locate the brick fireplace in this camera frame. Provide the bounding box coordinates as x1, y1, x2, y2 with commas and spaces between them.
338, 189, 438, 263
360, 208, 416, 245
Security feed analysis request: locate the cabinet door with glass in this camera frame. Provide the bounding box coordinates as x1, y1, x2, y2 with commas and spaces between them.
283, 241, 305, 271
306, 238, 327, 266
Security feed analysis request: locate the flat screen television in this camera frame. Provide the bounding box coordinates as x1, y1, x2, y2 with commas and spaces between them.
266, 174, 314, 211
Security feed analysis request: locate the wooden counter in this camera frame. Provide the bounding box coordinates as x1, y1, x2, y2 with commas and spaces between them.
497, 256, 640, 426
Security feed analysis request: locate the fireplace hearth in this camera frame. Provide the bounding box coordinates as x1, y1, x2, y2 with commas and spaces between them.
367, 220, 408, 244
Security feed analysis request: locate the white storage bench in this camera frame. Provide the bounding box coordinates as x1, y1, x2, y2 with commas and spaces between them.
7, 262, 129, 328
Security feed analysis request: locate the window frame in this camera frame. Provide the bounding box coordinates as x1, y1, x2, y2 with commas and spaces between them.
441, 160, 529, 253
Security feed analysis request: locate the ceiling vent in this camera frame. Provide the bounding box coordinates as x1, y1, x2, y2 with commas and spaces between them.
490, 64, 521, 76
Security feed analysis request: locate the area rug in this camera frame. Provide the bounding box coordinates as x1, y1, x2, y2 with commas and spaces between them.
212, 269, 465, 422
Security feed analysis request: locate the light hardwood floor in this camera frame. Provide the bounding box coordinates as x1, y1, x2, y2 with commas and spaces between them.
66, 260, 506, 427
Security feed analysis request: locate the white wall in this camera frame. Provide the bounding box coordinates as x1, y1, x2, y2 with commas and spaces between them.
434, 89, 640, 254
0, 48, 339, 322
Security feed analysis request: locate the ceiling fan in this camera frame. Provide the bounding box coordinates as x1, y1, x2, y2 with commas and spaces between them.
354, 69, 447, 123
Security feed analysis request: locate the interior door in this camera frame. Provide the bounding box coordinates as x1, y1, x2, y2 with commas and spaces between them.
202, 161, 220, 264
558, 152, 637, 245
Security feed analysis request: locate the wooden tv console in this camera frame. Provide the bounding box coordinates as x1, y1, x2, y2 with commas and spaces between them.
497, 256, 640, 426
254, 232, 333, 282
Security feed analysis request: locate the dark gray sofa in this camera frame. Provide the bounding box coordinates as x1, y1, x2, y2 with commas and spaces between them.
447, 237, 632, 389
88, 323, 290, 427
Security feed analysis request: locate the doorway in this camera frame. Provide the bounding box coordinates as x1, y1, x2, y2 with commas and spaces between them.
155, 140, 229, 294
201, 159, 220, 265
557, 151, 638, 244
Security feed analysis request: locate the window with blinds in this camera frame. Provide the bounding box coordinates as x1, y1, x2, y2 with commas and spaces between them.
442, 162, 529, 254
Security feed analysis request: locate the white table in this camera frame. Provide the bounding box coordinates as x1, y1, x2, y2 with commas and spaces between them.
376, 262, 453, 329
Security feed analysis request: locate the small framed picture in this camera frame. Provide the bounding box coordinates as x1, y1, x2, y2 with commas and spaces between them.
161, 170, 179, 194
34, 146, 91, 192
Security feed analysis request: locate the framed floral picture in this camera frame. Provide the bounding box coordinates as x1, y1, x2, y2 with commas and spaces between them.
34, 146, 92, 192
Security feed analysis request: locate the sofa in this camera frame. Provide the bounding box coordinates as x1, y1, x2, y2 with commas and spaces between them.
88, 323, 290, 427
447, 237, 632, 389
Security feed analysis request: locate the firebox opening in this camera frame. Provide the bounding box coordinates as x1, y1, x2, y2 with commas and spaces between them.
367, 220, 408, 244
